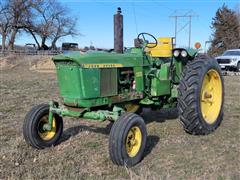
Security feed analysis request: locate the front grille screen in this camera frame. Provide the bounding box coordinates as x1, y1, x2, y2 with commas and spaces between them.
100, 68, 118, 96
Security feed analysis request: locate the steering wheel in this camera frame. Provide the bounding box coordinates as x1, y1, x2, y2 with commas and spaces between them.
137, 32, 158, 48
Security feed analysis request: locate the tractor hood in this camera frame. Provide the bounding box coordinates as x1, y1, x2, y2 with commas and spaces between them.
52, 50, 143, 68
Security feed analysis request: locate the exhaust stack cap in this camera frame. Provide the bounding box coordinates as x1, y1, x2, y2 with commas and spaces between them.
117, 7, 122, 14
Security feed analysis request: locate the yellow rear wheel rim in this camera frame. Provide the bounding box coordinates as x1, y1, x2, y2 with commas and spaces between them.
38, 116, 57, 141
200, 69, 222, 124
125, 126, 142, 157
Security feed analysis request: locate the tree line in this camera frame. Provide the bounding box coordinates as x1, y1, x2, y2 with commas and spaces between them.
208, 5, 240, 56
0, 0, 78, 50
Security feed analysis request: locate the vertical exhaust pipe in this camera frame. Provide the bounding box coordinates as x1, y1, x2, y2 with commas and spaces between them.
114, 7, 123, 53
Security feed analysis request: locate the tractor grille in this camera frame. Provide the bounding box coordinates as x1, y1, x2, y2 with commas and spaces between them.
100, 68, 118, 96
217, 59, 231, 64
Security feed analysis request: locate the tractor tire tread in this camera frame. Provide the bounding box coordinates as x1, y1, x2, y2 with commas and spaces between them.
109, 113, 147, 167
178, 57, 224, 135
23, 104, 63, 149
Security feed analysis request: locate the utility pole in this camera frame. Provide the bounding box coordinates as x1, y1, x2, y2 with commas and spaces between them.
189, 16, 192, 48
169, 11, 198, 48
174, 16, 178, 45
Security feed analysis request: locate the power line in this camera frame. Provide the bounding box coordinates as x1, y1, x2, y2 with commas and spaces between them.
152, 0, 175, 12
169, 10, 198, 48
132, 2, 139, 36
177, 22, 189, 34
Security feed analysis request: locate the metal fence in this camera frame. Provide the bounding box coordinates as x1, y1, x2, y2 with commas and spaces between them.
0, 49, 62, 56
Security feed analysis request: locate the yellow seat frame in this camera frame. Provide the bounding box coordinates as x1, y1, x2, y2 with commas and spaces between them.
146, 37, 174, 58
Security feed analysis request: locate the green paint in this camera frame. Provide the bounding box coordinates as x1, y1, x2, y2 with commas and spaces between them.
151, 65, 171, 96
50, 106, 83, 118
83, 110, 119, 121
172, 59, 183, 83
62, 92, 143, 108
171, 86, 178, 98
44, 101, 56, 131
49, 101, 121, 121
53, 49, 143, 68
134, 66, 144, 91
187, 48, 198, 57
151, 78, 170, 96
159, 63, 169, 80
140, 98, 154, 105
56, 63, 100, 101
50, 46, 198, 121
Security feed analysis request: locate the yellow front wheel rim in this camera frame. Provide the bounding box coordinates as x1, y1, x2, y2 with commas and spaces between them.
125, 126, 142, 157
200, 69, 222, 124
38, 116, 57, 141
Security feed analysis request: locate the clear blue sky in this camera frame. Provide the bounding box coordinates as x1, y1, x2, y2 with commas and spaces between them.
15, 0, 239, 49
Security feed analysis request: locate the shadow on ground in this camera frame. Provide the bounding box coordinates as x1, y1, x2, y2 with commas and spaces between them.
60, 108, 179, 156
143, 135, 160, 158
60, 122, 113, 143
141, 108, 179, 123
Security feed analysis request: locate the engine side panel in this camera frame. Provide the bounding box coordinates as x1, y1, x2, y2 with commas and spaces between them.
150, 64, 171, 96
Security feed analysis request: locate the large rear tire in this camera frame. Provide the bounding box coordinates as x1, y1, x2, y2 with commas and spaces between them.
178, 57, 224, 135
109, 113, 147, 167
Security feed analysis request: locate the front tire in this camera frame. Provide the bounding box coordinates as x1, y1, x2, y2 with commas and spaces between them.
178, 57, 224, 135
23, 104, 63, 149
109, 113, 147, 167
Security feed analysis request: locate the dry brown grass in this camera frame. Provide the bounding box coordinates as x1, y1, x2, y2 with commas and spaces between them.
0, 56, 239, 179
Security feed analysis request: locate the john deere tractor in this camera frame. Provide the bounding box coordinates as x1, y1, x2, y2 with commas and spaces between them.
23, 33, 224, 167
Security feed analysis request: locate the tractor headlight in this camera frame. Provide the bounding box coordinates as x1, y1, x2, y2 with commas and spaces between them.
173, 50, 180, 57
172, 48, 192, 64
181, 50, 188, 57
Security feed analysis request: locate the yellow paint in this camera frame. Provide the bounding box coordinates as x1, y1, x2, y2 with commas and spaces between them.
125, 126, 142, 157
200, 69, 222, 124
125, 104, 140, 113
82, 64, 123, 68
38, 116, 57, 141
146, 37, 174, 58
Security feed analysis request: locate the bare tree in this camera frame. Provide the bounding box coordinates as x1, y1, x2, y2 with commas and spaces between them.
0, 2, 11, 51
1, 0, 79, 50
50, 14, 78, 50
25, 0, 78, 50
32, 0, 57, 49
7, 0, 32, 50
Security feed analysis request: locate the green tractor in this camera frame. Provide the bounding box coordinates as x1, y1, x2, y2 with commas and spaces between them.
23, 33, 224, 167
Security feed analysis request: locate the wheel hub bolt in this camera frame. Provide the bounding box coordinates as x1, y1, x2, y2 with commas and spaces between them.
204, 92, 212, 99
